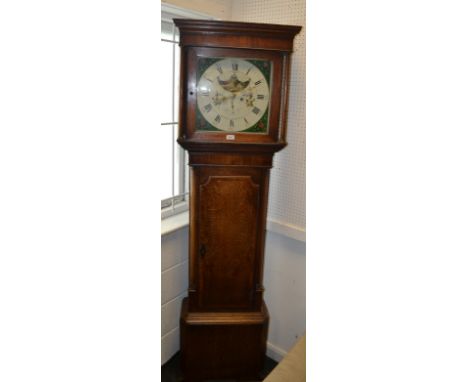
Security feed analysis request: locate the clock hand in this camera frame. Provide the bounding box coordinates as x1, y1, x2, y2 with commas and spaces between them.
239, 90, 255, 107
213, 92, 230, 106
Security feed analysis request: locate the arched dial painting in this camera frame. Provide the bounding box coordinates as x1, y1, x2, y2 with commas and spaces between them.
196, 57, 271, 133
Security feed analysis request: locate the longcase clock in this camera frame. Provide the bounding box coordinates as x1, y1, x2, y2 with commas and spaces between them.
174, 19, 301, 382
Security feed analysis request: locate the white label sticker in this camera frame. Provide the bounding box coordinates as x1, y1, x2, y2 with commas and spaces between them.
226, 134, 235, 141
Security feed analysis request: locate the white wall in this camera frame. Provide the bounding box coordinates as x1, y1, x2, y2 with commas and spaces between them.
264, 231, 306, 361
162, 0, 232, 19
161, 227, 188, 364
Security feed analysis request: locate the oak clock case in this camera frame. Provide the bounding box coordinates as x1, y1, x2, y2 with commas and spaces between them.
174, 19, 301, 382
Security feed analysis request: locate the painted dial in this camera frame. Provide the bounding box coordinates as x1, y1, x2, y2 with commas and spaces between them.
196, 57, 271, 133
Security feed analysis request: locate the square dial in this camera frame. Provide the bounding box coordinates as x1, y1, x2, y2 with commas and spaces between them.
195, 57, 271, 133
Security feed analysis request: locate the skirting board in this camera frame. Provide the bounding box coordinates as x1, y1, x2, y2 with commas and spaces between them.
266, 218, 306, 242
266, 341, 288, 363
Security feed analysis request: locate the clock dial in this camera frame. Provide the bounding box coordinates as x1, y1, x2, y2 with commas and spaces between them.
196, 57, 271, 133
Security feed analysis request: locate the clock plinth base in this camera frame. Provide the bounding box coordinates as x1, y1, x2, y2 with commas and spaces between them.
180, 298, 269, 382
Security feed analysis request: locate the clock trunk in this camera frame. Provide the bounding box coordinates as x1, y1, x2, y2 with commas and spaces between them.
188, 153, 271, 313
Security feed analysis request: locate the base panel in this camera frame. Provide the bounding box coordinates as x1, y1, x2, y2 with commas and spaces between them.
180, 298, 269, 382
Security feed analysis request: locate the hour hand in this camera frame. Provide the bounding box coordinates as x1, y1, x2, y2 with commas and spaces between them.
212, 92, 226, 106
230, 94, 236, 110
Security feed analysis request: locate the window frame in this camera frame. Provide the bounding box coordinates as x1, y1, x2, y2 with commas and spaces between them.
160, 3, 214, 219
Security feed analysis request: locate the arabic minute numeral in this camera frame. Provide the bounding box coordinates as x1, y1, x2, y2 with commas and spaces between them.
204, 104, 212, 112
252, 106, 260, 115
254, 80, 262, 86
